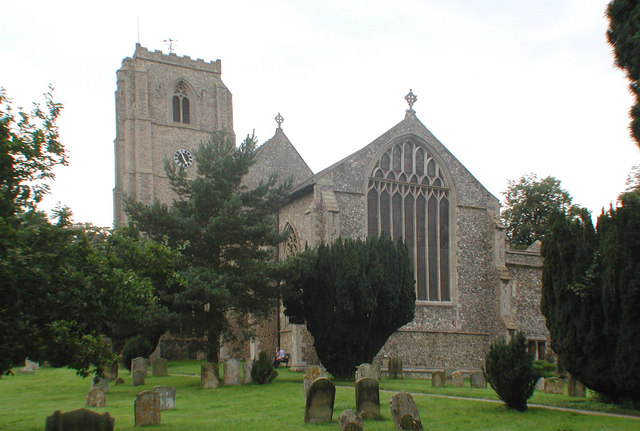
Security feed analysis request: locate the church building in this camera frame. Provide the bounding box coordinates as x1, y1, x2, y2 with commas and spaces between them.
114, 45, 548, 374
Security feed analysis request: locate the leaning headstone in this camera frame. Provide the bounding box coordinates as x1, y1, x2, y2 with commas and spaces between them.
339, 409, 363, 431
304, 366, 328, 397
223, 358, 242, 386
431, 371, 445, 387
389, 392, 423, 431
470, 371, 487, 388
92, 376, 109, 393
304, 378, 336, 423
452, 371, 465, 387
355, 363, 381, 381
355, 377, 380, 419
151, 358, 168, 377
86, 388, 106, 407
131, 357, 148, 377
568, 375, 586, 397
45, 408, 114, 431
201, 362, 220, 389
134, 390, 161, 426
544, 377, 565, 395
389, 357, 403, 379
243, 361, 252, 385
132, 369, 146, 386
153, 386, 176, 410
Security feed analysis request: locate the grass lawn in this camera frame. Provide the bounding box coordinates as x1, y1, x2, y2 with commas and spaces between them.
1, 361, 638, 430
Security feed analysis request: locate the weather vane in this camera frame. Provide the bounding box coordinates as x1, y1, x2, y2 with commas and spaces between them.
275, 112, 284, 129
405, 89, 417, 111
163, 38, 178, 53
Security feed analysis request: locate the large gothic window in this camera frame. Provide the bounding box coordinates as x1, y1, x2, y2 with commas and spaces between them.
367, 140, 451, 302
172, 81, 190, 124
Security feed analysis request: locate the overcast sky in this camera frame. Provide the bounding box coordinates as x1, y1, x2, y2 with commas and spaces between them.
3, 0, 638, 227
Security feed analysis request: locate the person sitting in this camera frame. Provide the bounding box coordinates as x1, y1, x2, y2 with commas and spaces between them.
272, 347, 288, 368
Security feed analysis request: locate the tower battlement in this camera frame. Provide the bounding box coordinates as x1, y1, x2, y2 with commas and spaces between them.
125, 43, 222, 74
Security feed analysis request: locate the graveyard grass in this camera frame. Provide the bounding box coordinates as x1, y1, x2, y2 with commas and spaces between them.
1, 361, 639, 430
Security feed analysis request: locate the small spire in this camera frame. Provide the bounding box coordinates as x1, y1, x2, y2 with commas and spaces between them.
275, 112, 284, 129
405, 89, 417, 115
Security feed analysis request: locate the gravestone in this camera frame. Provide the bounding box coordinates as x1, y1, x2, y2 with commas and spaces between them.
103, 361, 118, 381
86, 388, 106, 407
132, 369, 146, 386
134, 390, 161, 426
470, 371, 487, 388
131, 357, 148, 377
355, 377, 380, 419
304, 366, 328, 397
153, 385, 176, 410
568, 375, 586, 397
339, 409, 363, 431
452, 371, 465, 387
223, 358, 242, 386
243, 361, 252, 385
536, 378, 545, 392
19, 358, 38, 374
45, 408, 114, 431
544, 377, 565, 395
431, 371, 445, 387
92, 376, 109, 393
115, 377, 125, 385
151, 358, 168, 377
304, 378, 336, 423
389, 357, 403, 379
355, 363, 381, 381
444, 367, 454, 384
389, 392, 423, 431
201, 362, 220, 389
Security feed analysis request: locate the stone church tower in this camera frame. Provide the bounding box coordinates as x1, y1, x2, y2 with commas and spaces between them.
113, 44, 233, 225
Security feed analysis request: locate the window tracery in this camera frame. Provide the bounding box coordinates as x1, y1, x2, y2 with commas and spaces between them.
172, 81, 190, 124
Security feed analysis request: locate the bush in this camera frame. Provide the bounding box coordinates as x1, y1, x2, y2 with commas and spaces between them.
484, 332, 538, 411
251, 351, 277, 384
533, 360, 557, 379
121, 335, 153, 371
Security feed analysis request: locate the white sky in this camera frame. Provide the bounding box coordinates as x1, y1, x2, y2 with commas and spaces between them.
3, 0, 638, 227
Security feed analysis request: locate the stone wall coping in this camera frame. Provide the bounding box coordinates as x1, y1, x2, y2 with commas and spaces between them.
129, 44, 222, 74
397, 328, 489, 336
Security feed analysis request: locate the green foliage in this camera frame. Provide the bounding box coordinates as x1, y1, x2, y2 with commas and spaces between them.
121, 335, 154, 371
280, 235, 415, 379
501, 174, 574, 246
484, 332, 538, 411
125, 132, 291, 363
251, 351, 278, 384
389, 357, 403, 379
533, 360, 557, 379
542, 191, 640, 405
607, 0, 640, 147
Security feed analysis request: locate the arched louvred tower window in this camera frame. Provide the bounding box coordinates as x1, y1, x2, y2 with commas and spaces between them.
172, 81, 190, 124
280, 223, 299, 259
367, 140, 451, 302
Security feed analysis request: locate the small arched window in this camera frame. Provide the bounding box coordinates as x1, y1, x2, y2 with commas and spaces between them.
172, 82, 190, 124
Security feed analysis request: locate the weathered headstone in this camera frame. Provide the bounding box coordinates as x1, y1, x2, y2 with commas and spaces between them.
201, 362, 220, 389
45, 408, 114, 431
115, 377, 125, 385
444, 367, 454, 384
151, 358, 168, 377
304, 378, 336, 423
339, 409, 363, 431
389, 357, 403, 379
132, 369, 146, 386
470, 371, 487, 388
536, 378, 545, 392
153, 385, 176, 410
134, 390, 161, 426
223, 358, 242, 386
568, 375, 586, 397
431, 371, 445, 387
92, 376, 109, 393
452, 371, 465, 387
304, 366, 328, 397
355, 377, 380, 419
131, 357, 148, 377
86, 388, 106, 407
103, 361, 118, 381
389, 392, 423, 431
243, 361, 252, 385
355, 363, 381, 381
544, 377, 565, 395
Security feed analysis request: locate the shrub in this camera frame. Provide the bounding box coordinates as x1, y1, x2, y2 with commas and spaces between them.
484, 332, 538, 411
121, 335, 153, 371
251, 351, 277, 384
533, 360, 557, 379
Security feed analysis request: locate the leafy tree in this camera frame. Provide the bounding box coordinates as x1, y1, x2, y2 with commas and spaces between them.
607, 0, 640, 147
280, 235, 415, 379
484, 331, 538, 412
125, 132, 291, 368
501, 174, 573, 247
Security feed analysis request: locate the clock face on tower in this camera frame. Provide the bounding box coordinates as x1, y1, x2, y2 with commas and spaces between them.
173, 148, 194, 168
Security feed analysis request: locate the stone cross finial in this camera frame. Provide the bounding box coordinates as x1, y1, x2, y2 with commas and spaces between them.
405, 89, 417, 111
163, 38, 178, 53
275, 112, 284, 129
